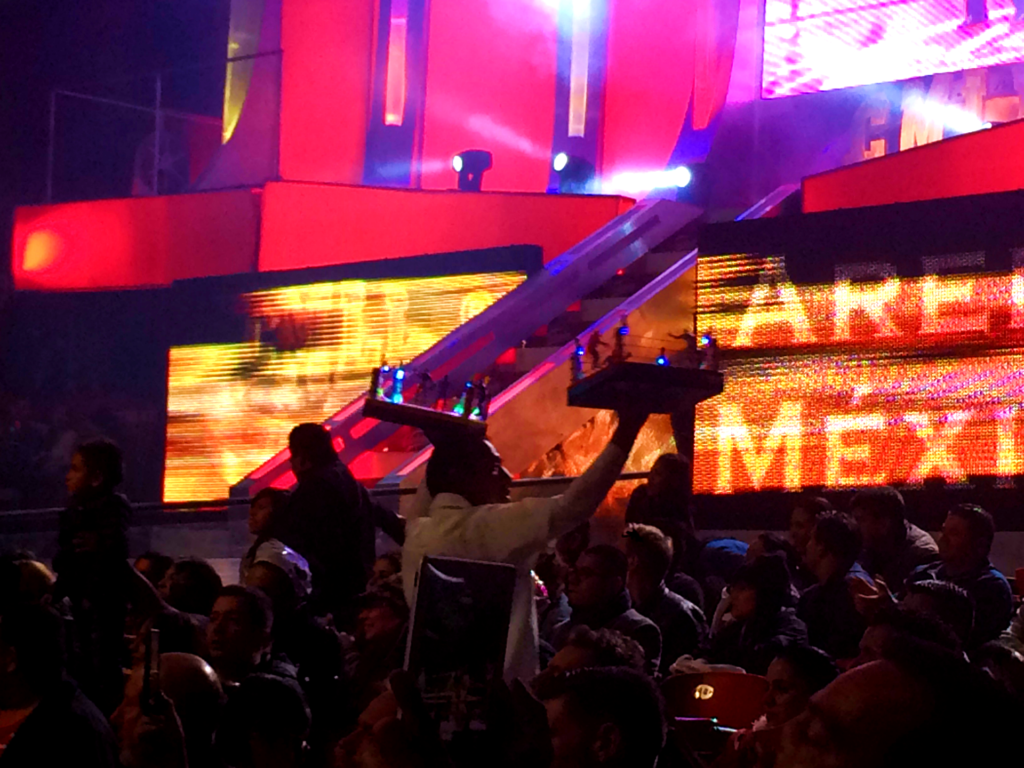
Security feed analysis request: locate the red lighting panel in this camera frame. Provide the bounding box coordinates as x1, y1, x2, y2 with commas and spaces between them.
12, 191, 260, 291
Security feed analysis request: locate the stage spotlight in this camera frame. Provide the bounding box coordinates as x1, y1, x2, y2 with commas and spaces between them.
452, 149, 493, 191
669, 165, 692, 188
553, 153, 596, 194
675, 163, 711, 207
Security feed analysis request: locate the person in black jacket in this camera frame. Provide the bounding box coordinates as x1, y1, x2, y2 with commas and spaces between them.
624, 524, 707, 675
53, 438, 131, 715
272, 424, 374, 620
704, 553, 807, 675
551, 545, 662, 676
0, 604, 118, 768
798, 511, 871, 662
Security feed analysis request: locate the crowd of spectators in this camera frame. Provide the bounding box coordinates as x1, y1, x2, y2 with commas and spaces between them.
1, 416, 1022, 768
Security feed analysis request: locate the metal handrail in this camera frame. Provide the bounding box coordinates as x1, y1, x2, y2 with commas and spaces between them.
0, 470, 651, 518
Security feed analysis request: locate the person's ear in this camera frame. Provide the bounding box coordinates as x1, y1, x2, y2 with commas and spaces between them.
592, 721, 623, 764
89, 471, 104, 488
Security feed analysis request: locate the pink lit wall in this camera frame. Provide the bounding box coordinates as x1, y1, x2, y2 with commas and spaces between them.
258, 181, 633, 270
419, 0, 557, 192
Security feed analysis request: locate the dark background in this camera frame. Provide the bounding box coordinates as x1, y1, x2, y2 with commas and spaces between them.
0, 0, 231, 296
0, 0, 230, 508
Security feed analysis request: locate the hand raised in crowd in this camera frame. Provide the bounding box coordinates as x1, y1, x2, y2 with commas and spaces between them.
849, 574, 895, 620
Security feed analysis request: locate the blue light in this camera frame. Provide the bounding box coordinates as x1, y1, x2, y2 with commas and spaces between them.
381, 365, 391, 373
701, 334, 711, 346
395, 368, 405, 381
553, 152, 569, 172
575, 345, 585, 357
618, 325, 629, 336
656, 356, 668, 366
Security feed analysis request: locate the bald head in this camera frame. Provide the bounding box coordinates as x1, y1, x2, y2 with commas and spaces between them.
113, 653, 224, 768
159, 652, 224, 727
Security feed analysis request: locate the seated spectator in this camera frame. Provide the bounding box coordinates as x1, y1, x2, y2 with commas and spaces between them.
532, 626, 646, 693
551, 545, 662, 676
556, 521, 591, 569
535, 667, 666, 768
243, 556, 344, 764
763, 645, 838, 729
159, 558, 224, 621
369, 552, 402, 588
776, 636, 1020, 767
206, 585, 293, 687
851, 486, 937, 591
0, 556, 55, 607
905, 503, 1012, 648
403, 410, 647, 684
970, 641, 1024, 703
682, 535, 749, 620
535, 551, 572, 646
0, 604, 118, 768
715, 646, 838, 768
347, 583, 409, 714
625, 453, 693, 527
624, 524, 707, 675
53, 438, 131, 714
902, 579, 974, 651
216, 674, 310, 768
272, 424, 373, 620
851, 605, 961, 668
649, 518, 706, 612
748, 532, 813, 593
788, 496, 832, 561
113, 651, 224, 768
134, 552, 174, 588
797, 512, 870, 661
704, 554, 808, 675
125, 562, 210, 660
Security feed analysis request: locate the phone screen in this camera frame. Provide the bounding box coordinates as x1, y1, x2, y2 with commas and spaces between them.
405, 556, 517, 741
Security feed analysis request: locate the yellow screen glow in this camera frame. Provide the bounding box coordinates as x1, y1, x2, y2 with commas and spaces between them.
164, 272, 525, 501
524, 252, 1024, 497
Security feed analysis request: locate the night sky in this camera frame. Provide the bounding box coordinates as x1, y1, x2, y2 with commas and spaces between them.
0, 0, 231, 293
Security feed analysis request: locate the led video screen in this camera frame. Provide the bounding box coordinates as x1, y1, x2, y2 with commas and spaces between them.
763, 0, 1024, 98
523, 249, 1024, 499
164, 272, 526, 501
691, 251, 1024, 493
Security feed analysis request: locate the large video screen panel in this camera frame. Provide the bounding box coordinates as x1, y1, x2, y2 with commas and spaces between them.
763, 0, 1024, 98
692, 251, 1024, 493
164, 272, 526, 501
521, 249, 1024, 503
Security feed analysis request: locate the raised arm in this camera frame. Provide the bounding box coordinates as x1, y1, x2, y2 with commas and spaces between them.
548, 410, 648, 538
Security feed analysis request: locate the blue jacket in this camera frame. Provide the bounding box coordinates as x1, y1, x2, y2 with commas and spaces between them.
906, 560, 1013, 648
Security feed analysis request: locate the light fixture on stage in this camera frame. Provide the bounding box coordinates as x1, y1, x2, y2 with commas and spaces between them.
669, 166, 693, 188
675, 163, 711, 207
553, 153, 596, 194
452, 150, 493, 191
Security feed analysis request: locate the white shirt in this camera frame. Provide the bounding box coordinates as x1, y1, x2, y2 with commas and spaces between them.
402, 442, 628, 684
